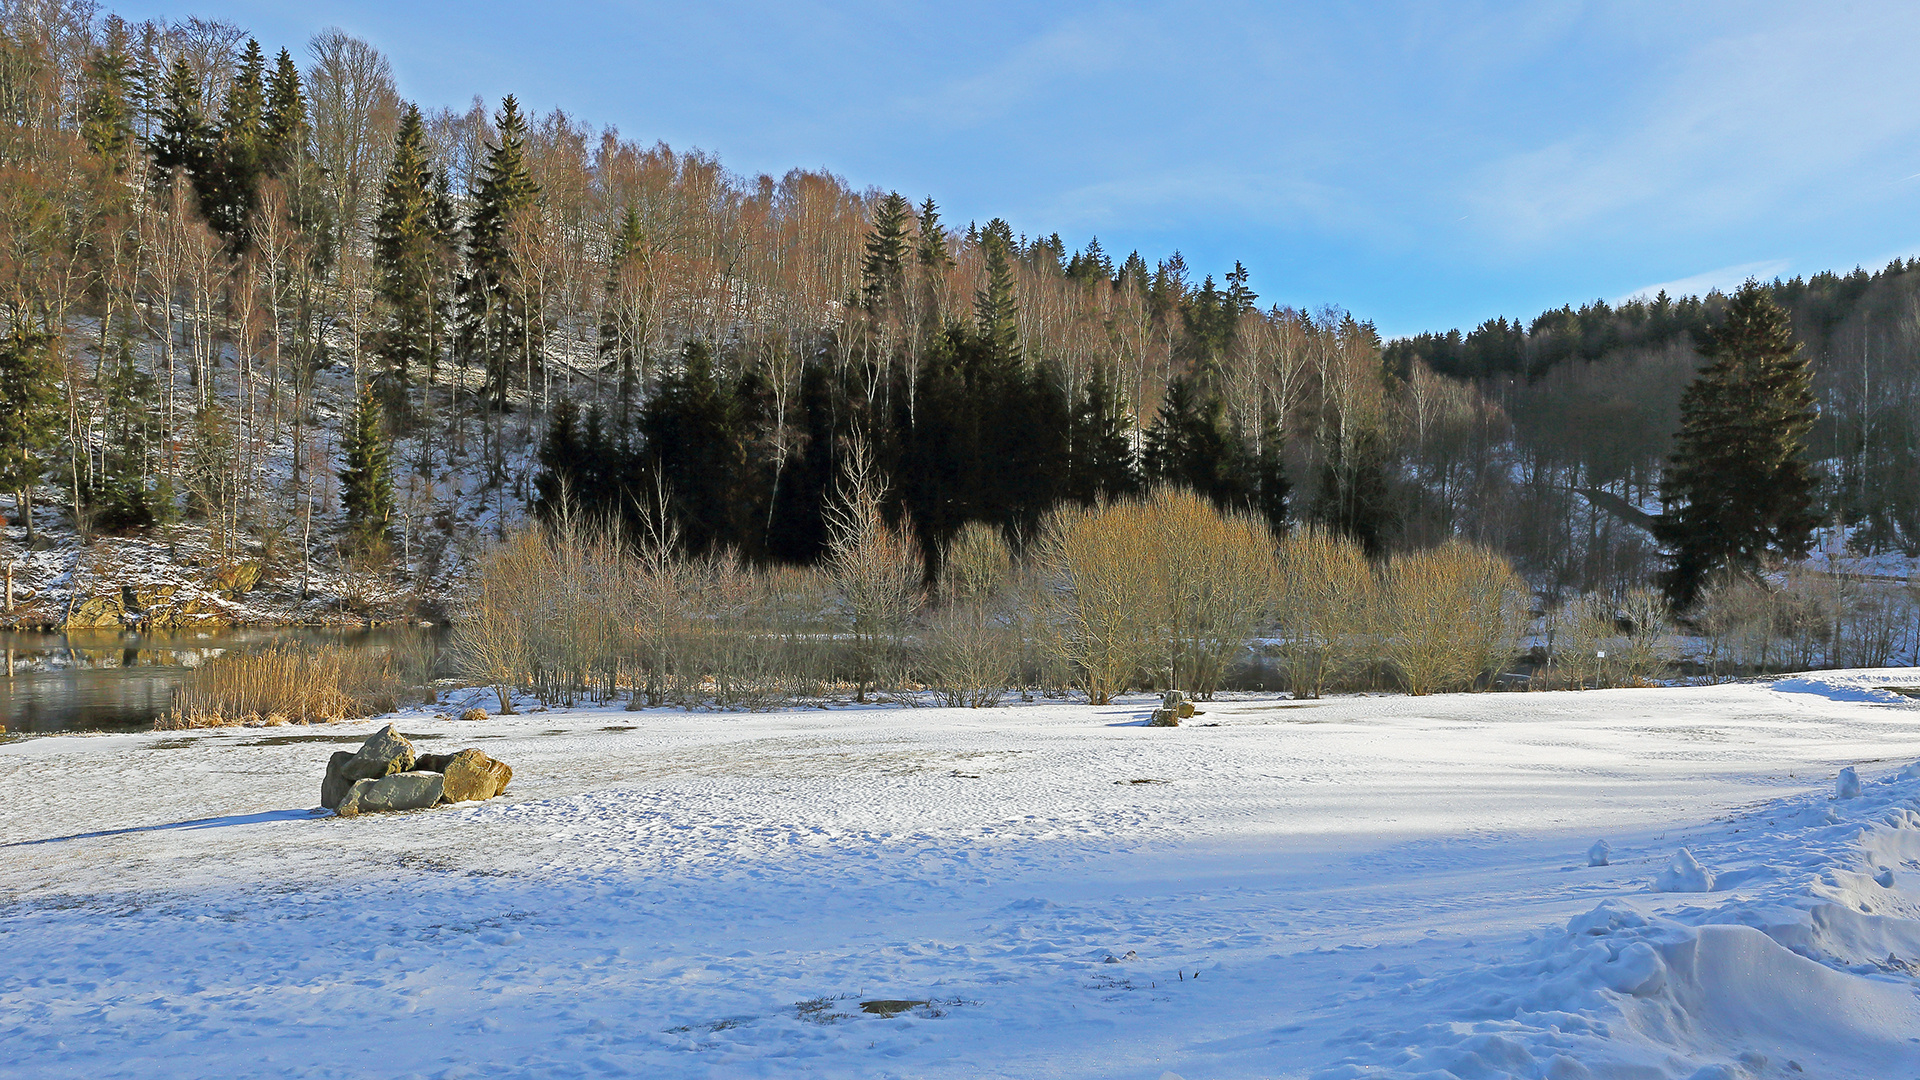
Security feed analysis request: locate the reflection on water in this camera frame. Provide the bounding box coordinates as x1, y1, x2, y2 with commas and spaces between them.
0, 627, 444, 733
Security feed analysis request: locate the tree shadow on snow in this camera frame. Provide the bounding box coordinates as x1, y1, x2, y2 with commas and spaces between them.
4, 808, 323, 846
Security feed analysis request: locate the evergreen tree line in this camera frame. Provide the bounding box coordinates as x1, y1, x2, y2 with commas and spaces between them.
1387, 260, 1920, 559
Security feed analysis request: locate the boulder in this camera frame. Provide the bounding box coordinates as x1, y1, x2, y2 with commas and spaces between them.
442, 748, 513, 802
1148, 708, 1180, 727
320, 750, 357, 809
336, 771, 444, 817
458, 707, 488, 722
62, 595, 124, 630
207, 561, 262, 597
319, 724, 417, 810
413, 752, 455, 773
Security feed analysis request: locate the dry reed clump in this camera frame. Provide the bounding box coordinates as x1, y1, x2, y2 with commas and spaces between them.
1041, 488, 1279, 703
160, 645, 408, 728
1381, 540, 1528, 695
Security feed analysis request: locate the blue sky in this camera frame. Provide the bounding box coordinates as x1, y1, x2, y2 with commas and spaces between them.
114, 1, 1920, 338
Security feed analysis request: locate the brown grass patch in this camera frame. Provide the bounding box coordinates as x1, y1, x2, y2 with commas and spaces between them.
158, 645, 409, 728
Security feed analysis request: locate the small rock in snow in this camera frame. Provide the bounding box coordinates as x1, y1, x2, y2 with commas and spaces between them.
1588, 840, 1611, 867
1653, 848, 1714, 892
1836, 766, 1861, 799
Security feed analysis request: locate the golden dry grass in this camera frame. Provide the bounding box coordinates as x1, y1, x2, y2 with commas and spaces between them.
159, 645, 409, 727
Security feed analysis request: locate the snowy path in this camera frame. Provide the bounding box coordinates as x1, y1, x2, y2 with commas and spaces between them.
4, 676, 1920, 1079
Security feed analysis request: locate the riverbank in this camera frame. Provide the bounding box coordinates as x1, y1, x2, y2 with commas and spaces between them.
1, 523, 459, 632
4, 674, 1919, 1077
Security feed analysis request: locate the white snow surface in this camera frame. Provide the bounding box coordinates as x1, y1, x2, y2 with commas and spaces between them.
5, 674, 1920, 1079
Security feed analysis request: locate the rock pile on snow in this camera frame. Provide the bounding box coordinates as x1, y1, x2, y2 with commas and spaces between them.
321, 724, 512, 817
1150, 690, 1196, 727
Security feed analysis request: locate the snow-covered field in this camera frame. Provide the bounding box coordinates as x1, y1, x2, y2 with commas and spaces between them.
5, 675, 1920, 1079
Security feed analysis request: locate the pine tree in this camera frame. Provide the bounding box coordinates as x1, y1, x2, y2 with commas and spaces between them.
457, 96, 540, 409
860, 192, 911, 315
147, 56, 213, 198
1654, 281, 1820, 608
913, 197, 951, 329
261, 48, 308, 178
372, 104, 455, 407
204, 38, 267, 241
1065, 365, 1138, 504
974, 220, 1019, 362
599, 204, 650, 425
340, 381, 394, 553
79, 30, 135, 175
0, 327, 63, 544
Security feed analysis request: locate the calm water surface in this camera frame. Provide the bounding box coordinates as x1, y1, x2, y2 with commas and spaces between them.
0, 627, 445, 732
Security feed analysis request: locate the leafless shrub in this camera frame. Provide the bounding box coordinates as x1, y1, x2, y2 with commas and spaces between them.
925, 523, 1021, 707
1274, 525, 1374, 698
824, 438, 922, 701
1382, 540, 1527, 695
1041, 488, 1278, 702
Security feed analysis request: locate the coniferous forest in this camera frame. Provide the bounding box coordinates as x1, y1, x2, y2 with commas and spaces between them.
4, 4, 1920, 697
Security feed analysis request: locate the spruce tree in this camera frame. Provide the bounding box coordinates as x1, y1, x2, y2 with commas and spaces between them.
456, 96, 540, 409
79, 32, 135, 175
913, 197, 951, 329
599, 204, 649, 424
341, 381, 394, 553
1065, 366, 1138, 504
373, 104, 455, 406
974, 221, 1019, 362
204, 38, 267, 242
1144, 376, 1246, 507
0, 327, 62, 543
1654, 281, 1820, 608
262, 49, 308, 178
148, 56, 213, 198
638, 340, 752, 556
860, 192, 911, 315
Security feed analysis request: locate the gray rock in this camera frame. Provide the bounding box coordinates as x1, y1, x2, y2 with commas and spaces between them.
319, 724, 418, 810
1148, 708, 1180, 727
321, 750, 357, 810
335, 771, 444, 817
442, 748, 512, 802
412, 752, 455, 773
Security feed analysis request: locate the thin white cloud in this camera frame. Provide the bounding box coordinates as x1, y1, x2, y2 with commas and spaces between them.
1616, 258, 1789, 304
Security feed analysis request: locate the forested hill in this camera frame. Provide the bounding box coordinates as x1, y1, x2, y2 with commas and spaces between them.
1385, 260, 1920, 561
1, 3, 1914, 635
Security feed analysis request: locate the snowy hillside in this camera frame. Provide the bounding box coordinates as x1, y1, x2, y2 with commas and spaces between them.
3, 675, 1920, 1078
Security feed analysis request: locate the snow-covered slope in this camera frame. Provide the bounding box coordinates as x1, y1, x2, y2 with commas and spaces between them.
2, 675, 1919, 1078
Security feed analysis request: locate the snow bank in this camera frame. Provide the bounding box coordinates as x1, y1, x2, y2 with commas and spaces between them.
1317, 757, 1920, 1079
1769, 668, 1920, 706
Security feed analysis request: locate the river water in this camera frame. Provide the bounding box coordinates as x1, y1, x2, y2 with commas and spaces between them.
0, 627, 446, 733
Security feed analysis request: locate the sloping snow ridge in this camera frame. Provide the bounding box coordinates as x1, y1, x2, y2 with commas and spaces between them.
3, 672, 1920, 1078
1312, 756, 1920, 1079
